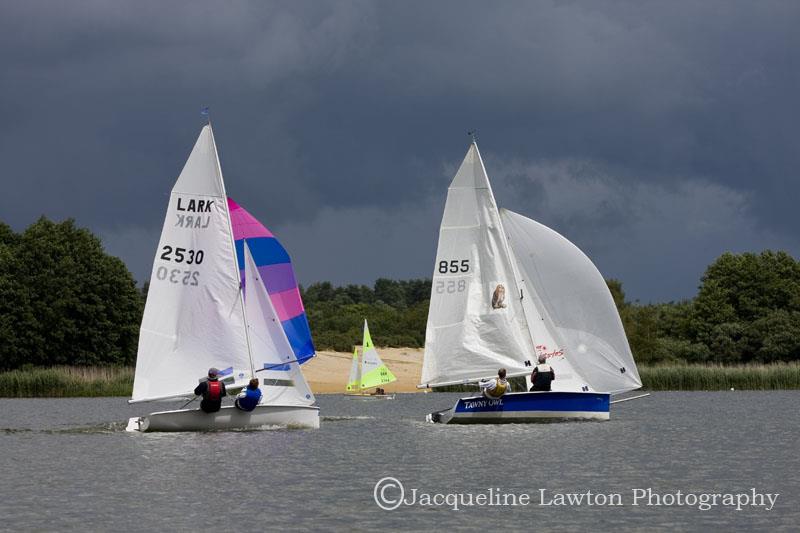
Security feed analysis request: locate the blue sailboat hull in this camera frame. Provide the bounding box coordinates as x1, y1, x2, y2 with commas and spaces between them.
428, 391, 610, 424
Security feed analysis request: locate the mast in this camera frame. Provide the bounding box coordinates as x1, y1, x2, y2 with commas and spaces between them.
208, 122, 257, 378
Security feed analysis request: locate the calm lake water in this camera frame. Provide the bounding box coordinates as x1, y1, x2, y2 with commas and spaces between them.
0, 392, 797, 532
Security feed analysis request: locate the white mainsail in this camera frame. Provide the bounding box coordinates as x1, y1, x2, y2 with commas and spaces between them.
421, 143, 536, 387
243, 242, 315, 405
500, 209, 642, 393
132, 125, 250, 402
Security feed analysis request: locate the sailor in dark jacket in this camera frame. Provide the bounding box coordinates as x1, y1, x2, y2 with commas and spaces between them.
530, 355, 555, 392
234, 378, 262, 412
194, 367, 227, 413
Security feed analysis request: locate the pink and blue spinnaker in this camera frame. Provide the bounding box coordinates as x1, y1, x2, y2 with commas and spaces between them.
228, 198, 315, 364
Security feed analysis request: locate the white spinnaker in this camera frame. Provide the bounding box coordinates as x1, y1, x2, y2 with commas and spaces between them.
500, 209, 642, 393
132, 125, 250, 402
244, 242, 315, 406
421, 143, 535, 386
505, 239, 589, 392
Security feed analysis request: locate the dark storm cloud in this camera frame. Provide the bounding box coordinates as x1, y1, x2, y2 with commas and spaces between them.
1, 1, 798, 301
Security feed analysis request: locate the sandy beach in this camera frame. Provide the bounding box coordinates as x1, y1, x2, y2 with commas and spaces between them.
303, 347, 424, 393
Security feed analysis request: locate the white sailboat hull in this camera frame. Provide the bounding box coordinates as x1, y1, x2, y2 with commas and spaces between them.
343, 393, 396, 400
126, 404, 320, 432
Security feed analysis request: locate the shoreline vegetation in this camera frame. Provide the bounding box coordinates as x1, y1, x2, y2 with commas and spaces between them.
3, 219, 800, 385
1, 360, 799, 398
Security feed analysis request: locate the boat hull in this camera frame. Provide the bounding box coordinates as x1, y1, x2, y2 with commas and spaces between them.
126, 404, 320, 432
427, 391, 610, 424
343, 393, 396, 400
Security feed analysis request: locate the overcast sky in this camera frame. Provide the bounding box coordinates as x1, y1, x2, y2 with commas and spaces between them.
2, 1, 798, 302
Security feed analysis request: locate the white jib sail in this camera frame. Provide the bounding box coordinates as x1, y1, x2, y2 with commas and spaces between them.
500, 209, 642, 394
244, 242, 315, 406
132, 125, 251, 402
421, 143, 535, 387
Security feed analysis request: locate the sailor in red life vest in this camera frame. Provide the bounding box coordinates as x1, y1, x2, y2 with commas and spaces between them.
530, 355, 555, 391
194, 367, 227, 413
479, 368, 511, 399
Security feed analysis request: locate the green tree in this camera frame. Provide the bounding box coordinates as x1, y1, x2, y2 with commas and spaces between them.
0, 226, 40, 369
691, 251, 800, 362
0, 217, 143, 369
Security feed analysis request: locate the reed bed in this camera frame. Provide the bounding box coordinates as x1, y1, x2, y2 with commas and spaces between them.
0, 366, 134, 397
435, 364, 800, 393
1, 363, 799, 396
639, 363, 800, 391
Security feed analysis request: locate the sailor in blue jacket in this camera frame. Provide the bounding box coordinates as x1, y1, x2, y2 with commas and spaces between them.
235, 378, 262, 411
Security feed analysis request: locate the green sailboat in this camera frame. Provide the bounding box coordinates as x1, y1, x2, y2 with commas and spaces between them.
345, 320, 397, 399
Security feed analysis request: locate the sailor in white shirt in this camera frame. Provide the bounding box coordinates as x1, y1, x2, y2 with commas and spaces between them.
479, 368, 511, 399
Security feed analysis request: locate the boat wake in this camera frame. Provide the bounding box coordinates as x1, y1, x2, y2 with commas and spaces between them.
1, 421, 128, 434
320, 415, 375, 422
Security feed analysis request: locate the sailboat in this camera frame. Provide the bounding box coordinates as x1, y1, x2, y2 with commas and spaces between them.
344, 320, 397, 399
126, 124, 319, 432
419, 139, 643, 424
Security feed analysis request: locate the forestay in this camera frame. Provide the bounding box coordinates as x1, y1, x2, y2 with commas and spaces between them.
421, 143, 535, 387
244, 243, 315, 405
132, 125, 250, 402
500, 209, 642, 394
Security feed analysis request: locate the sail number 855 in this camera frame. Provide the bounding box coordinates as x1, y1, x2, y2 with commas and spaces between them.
438, 259, 470, 274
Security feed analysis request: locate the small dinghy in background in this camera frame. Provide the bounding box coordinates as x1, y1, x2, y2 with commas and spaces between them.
419, 138, 643, 423
127, 123, 318, 432
344, 320, 397, 399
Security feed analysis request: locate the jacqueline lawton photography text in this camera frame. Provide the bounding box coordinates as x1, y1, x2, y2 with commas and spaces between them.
373, 478, 779, 512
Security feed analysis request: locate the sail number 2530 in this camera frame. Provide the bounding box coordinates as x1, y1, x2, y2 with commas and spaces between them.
160, 245, 205, 265
438, 259, 470, 274
156, 267, 200, 286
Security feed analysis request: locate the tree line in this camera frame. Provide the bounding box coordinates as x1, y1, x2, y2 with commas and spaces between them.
0, 218, 142, 369
1, 217, 799, 370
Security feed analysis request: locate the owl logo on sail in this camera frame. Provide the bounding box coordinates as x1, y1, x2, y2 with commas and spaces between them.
491, 284, 507, 309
